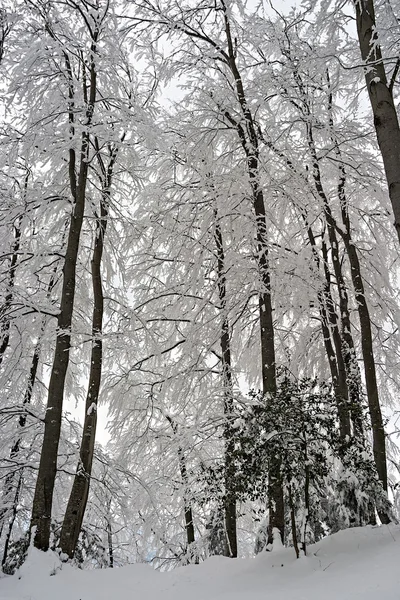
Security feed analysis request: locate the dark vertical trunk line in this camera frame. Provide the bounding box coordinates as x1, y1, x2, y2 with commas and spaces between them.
165, 416, 196, 560
59, 144, 113, 558
0, 263, 59, 563
106, 505, 114, 568
320, 235, 363, 437
288, 483, 299, 559
177, 445, 196, 550
327, 84, 389, 508
31, 34, 98, 551
220, 0, 283, 544
305, 223, 351, 439
0, 209, 23, 369
353, 0, 400, 244
1, 472, 22, 570
306, 124, 363, 437
214, 209, 237, 558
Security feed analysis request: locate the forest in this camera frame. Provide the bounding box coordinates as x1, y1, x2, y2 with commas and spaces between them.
0, 0, 400, 574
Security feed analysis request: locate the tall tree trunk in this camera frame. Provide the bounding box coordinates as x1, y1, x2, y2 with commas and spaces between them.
59, 143, 113, 558
263, 138, 353, 439
214, 208, 237, 558
353, 0, 400, 244
31, 37, 98, 551
305, 122, 364, 439
333, 163, 389, 515
220, 1, 283, 543
325, 76, 390, 510
326, 82, 389, 500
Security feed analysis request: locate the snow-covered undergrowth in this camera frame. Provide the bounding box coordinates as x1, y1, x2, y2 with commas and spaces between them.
1, 525, 399, 600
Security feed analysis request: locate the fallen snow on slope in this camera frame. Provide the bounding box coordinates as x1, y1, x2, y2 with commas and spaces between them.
1, 525, 399, 600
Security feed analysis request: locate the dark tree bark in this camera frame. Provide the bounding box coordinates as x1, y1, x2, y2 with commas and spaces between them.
59, 142, 115, 558
165, 416, 196, 559
0, 263, 59, 567
305, 122, 364, 435
326, 80, 390, 513
214, 209, 237, 558
132, 0, 283, 545
106, 503, 114, 568
305, 223, 351, 439
263, 139, 353, 440
0, 8, 10, 65
31, 25, 99, 551
219, 1, 283, 545
0, 212, 22, 370
353, 0, 400, 244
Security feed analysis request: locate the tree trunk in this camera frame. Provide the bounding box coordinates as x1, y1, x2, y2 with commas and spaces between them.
353, 0, 400, 244
1, 473, 22, 570
0, 213, 22, 369
59, 146, 112, 558
214, 209, 237, 558
305, 223, 351, 439
306, 123, 364, 437
220, 1, 283, 545
0, 263, 58, 563
31, 40, 98, 551
334, 163, 389, 513
165, 416, 196, 559
106, 506, 114, 568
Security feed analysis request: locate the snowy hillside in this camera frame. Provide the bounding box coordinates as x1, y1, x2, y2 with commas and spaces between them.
1, 525, 399, 600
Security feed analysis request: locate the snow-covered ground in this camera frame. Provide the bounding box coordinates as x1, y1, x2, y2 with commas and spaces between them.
1, 525, 399, 600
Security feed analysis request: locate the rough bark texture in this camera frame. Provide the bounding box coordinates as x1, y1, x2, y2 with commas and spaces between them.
354, 0, 400, 244
30, 40, 97, 551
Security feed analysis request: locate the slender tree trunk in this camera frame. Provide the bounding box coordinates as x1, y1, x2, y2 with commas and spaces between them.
1, 473, 22, 570
305, 223, 351, 439
288, 483, 299, 559
31, 39, 98, 551
59, 145, 112, 558
220, 1, 283, 545
353, 0, 400, 244
214, 209, 237, 558
306, 123, 364, 438
0, 327, 45, 542
326, 87, 390, 502
0, 213, 22, 369
165, 416, 196, 559
0, 264, 58, 563
106, 505, 114, 568
0, 8, 10, 65
335, 168, 389, 514
177, 445, 196, 550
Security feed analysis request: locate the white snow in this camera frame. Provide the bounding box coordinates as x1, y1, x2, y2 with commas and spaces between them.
87, 403, 97, 416
1, 525, 400, 600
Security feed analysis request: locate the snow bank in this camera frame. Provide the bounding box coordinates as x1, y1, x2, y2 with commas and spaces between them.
1, 525, 399, 600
